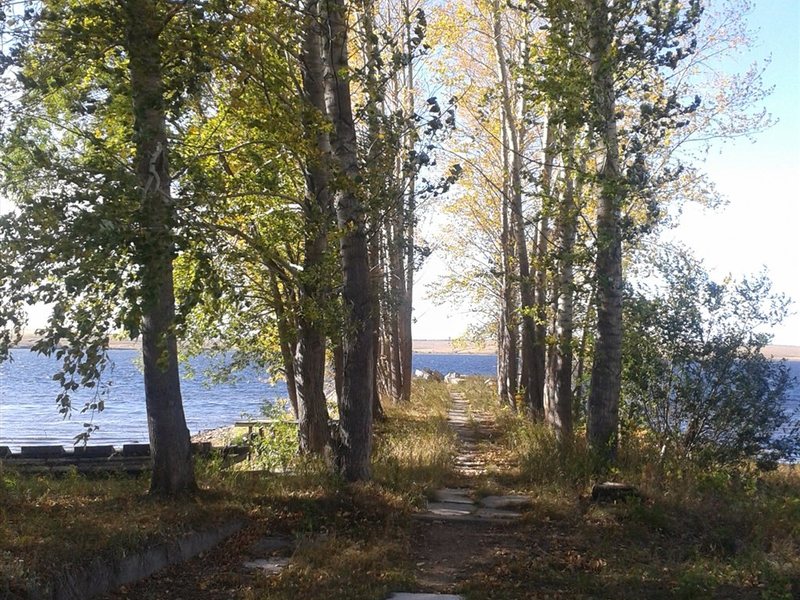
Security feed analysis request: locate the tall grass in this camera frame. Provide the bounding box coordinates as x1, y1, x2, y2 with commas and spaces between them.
372, 380, 458, 500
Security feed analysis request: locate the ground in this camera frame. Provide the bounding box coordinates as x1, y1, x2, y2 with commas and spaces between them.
2, 379, 798, 599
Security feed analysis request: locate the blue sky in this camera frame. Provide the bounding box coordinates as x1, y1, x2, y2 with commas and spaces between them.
666, 0, 800, 344
414, 0, 800, 344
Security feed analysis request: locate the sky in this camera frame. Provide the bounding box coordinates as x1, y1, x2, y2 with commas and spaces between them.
412, 0, 800, 345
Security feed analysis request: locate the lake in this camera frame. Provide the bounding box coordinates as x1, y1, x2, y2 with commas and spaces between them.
0, 349, 497, 451
0, 349, 797, 451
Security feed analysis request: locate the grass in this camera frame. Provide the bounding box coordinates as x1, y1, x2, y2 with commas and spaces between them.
2, 377, 798, 599
0, 380, 455, 599
451, 377, 800, 600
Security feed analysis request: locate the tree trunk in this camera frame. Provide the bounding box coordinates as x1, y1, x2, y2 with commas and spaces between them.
270, 275, 299, 418
492, 0, 539, 417
398, 0, 416, 405
584, 0, 624, 458
534, 118, 557, 418
499, 120, 518, 408
545, 138, 578, 438
325, 0, 374, 481
296, 0, 334, 454
124, 0, 195, 496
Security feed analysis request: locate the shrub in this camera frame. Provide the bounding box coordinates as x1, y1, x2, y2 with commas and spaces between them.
622, 246, 797, 466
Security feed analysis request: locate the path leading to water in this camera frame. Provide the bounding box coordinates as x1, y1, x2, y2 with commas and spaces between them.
389, 389, 531, 599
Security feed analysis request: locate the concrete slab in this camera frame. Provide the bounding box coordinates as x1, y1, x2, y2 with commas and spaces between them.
243, 557, 290, 575
473, 507, 522, 519
249, 536, 293, 555
432, 488, 474, 504
387, 594, 464, 600
425, 502, 475, 517
479, 495, 532, 510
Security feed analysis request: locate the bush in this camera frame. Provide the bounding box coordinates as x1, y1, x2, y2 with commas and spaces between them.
622, 247, 797, 466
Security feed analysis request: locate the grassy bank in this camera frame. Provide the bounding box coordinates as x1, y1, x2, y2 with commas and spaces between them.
0, 380, 454, 599
2, 378, 798, 599
455, 378, 800, 599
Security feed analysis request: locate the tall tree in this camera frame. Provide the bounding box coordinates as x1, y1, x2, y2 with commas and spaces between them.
581, 0, 624, 456
124, 0, 195, 494
324, 0, 374, 480
0, 0, 210, 494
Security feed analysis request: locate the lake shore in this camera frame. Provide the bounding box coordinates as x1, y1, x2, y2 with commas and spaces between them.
12, 334, 800, 360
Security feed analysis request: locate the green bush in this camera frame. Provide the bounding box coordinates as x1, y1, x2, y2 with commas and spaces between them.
622, 247, 797, 466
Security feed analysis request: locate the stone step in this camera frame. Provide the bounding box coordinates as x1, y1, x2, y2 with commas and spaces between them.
479, 495, 532, 510
432, 488, 474, 504
387, 594, 464, 600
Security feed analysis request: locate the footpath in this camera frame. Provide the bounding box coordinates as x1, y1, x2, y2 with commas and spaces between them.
96, 387, 529, 600
387, 390, 531, 600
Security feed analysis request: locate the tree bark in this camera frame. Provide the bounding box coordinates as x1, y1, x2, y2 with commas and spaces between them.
545, 137, 579, 438
534, 117, 558, 418
398, 0, 416, 405
583, 0, 624, 458
492, 1, 539, 417
296, 0, 334, 454
325, 0, 374, 481
270, 275, 299, 418
124, 0, 195, 496
499, 117, 518, 409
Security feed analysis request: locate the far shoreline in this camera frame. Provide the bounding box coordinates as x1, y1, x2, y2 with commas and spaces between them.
11, 334, 800, 360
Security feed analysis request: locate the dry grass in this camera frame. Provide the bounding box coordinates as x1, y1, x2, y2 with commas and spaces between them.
452, 377, 800, 600
0, 380, 458, 599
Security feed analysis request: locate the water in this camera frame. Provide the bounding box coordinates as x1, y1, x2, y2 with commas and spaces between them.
0, 349, 285, 451
0, 349, 797, 451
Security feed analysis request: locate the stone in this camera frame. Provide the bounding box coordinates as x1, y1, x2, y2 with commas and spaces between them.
243, 557, 290, 575
479, 495, 532, 510
473, 507, 522, 519
415, 368, 444, 382
387, 594, 464, 600
122, 444, 151, 457
73, 445, 116, 458
591, 482, 642, 503
249, 536, 293, 556
425, 502, 475, 517
20, 445, 66, 458
432, 488, 474, 505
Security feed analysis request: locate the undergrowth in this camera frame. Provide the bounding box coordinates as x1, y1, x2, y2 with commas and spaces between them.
454, 377, 800, 599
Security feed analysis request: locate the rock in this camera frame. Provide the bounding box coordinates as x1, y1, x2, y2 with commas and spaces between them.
415, 368, 445, 382
479, 494, 532, 510
444, 372, 465, 384
473, 507, 522, 519
425, 502, 475, 517
243, 557, 290, 575
591, 482, 642, 503
432, 488, 474, 505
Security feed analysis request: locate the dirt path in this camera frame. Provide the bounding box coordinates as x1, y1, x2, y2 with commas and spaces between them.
407, 389, 530, 595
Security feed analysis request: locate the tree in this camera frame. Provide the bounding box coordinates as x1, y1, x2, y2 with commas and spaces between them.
623, 246, 796, 466
324, 0, 374, 481
0, 0, 226, 495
